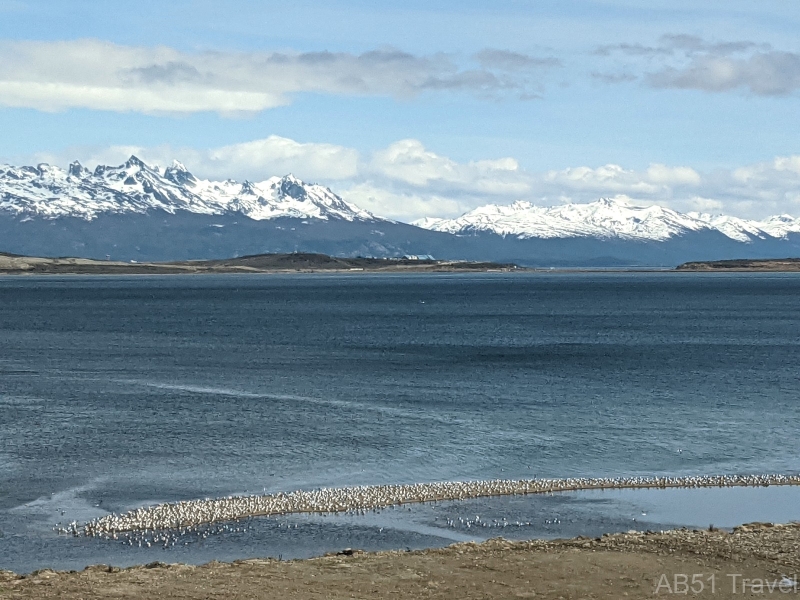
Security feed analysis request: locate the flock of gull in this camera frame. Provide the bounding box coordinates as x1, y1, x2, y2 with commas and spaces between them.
60, 473, 800, 539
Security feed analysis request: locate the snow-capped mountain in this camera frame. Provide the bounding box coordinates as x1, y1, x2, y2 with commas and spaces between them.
0, 156, 378, 222
690, 212, 800, 243
0, 156, 448, 262
2, 158, 800, 266
413, 198, 800, 244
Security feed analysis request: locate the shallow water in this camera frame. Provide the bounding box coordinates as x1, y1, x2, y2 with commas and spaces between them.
1, 272, 799, 572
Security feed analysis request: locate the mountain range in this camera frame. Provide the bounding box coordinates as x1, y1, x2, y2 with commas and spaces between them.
2, 156, 799, 266
413, 199, 800, 243
0, 156, 375, 222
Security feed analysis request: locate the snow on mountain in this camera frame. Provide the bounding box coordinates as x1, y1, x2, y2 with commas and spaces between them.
413, 197, 800, 243
410, 217, 447, 230
690, 212, 800, 242
760, 215, 800, 238
4, 157, 800, 247
0, 156, 379, 223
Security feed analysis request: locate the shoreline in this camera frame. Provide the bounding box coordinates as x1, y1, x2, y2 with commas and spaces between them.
677, 258, 800, 271
5, 266, 800, 276
4, 522, 799, 598
0, 252, 520, 275
71, 473, 800, 538
6, 252, 800, 275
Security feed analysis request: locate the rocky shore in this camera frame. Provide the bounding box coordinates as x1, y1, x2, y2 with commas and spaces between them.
3, 522, 799, 599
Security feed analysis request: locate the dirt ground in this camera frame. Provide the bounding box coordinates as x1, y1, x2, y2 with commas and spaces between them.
2, 523, 799, 599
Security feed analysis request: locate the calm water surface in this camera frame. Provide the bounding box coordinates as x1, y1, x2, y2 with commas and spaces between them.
1, 273, 799, 572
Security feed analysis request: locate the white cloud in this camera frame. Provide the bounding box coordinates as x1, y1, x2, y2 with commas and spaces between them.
32, 136, 359, 183
723, 157, 800, 210
684, 196, 724, 213
206, 137, 359, 181
536, 159, 800, 217
369, 140, 459, 187
541, 163, 701, 195
340, 183, 465, 221
649, 52, 800, 96
342, 149, 800, 219
0, 39, 559, 115
645, 164, 701, 185
595, 34, 800, 97
473, 49, 561, 70
596, 35, 768, 59
368, 139, 529, 195
772, 156, 800, 175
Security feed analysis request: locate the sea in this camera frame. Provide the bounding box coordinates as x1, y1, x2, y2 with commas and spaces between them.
1, 272, 799, 573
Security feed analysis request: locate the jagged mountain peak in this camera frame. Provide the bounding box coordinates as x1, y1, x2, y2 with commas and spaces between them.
164, 160, 196, 186
768, 214, 797, 224
68, 160, 90, 179
239, 180, 258, 195
278, 175, 308, 201
594, 197, 623, 208
0, 158, 381, 223
124, 155, 152, 170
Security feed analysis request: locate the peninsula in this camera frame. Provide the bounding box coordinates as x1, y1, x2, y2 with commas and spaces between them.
0, 252, 518, 275
676, 258, 800, 271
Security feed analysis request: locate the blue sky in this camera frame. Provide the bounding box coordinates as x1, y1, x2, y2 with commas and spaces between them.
0, 0, 799, 221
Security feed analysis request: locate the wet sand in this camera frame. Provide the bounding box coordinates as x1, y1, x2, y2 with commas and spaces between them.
3, 522, 799, 599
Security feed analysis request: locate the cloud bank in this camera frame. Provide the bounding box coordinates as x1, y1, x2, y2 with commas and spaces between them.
0, 40, 559, 115
595, 34, 800, 96
33, 136, 800, 222
2, 33, 795, 118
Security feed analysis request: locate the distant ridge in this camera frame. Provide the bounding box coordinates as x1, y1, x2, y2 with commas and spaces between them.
414, 197, 800, 244
2, 157, 800, 266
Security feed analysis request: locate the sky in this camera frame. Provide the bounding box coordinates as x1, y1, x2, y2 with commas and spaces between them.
0, 0, 799, 221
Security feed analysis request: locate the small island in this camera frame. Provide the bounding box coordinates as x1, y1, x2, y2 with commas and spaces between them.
676, 258, 800, 271
0, 252, 519, 275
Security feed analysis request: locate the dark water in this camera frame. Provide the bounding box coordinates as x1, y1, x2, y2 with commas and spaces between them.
1, 273, 799, 572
